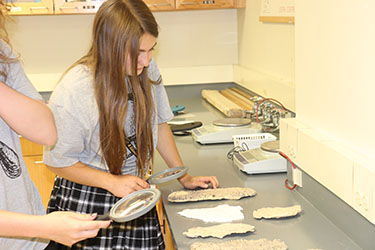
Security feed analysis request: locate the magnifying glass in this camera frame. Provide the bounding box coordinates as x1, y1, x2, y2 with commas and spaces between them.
96, 166, 187, 222
146, 166, 188, 185
96, 188, 160, 222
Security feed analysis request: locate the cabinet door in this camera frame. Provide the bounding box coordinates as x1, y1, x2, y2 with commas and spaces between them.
143, 0, 175, 11
54, 0, 106, 14
24, 155, 56, 208
6, 0, 53, 15
176, 0, 235, 10
20, 137, 43, 156
156, 199, 175, 250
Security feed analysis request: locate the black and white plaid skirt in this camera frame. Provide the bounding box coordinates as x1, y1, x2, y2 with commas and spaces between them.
45, 176, 165, 250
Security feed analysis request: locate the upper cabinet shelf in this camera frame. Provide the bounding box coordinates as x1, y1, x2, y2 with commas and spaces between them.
176, 0, 244, 10
7, 0, 54, 15
144, 0, 175, 11
54, 0, 104, 14
7, 0, 244, 15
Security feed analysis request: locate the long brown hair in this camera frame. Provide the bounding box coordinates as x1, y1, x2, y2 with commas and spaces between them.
74, 0, 159, 176
0, 1, 18, 81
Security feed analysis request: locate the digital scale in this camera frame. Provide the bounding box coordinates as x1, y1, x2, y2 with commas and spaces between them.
191, 118, 263, 144
233, 140, 287, 174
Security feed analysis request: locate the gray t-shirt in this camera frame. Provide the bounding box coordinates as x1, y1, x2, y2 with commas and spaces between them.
43, 59, 173, 176
0, 41, 48, 249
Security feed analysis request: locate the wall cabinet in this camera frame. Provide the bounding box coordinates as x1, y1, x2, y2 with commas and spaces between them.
7, 0, 53, 15
54, 0, 104, 14
176, 0, 243, 10
144, 0, 175, 11
7, 0, 244, 15
20, 137, 55, 208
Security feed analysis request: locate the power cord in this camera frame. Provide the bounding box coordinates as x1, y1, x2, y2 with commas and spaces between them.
279, 151, 297, 190
227, 146, 244, 160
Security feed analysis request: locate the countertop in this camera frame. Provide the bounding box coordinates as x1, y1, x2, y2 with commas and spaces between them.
153, 84, 363, 250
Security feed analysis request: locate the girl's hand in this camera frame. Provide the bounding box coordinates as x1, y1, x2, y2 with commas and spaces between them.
107, 174, 150, 198
178, 174, 219, 189
40, 212, 110, 246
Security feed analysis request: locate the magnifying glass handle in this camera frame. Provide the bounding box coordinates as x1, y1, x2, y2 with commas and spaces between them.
95, 212, 110, 221
146, 179, 156, 189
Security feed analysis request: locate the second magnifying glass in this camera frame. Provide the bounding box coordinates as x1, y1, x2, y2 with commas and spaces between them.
146, 166, 188, 185
96, 166, 188, 222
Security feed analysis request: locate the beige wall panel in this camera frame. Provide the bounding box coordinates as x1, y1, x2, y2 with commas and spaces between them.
6, 10, 238, 90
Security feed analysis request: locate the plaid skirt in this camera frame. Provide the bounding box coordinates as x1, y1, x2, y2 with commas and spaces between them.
45, 176, 165, 250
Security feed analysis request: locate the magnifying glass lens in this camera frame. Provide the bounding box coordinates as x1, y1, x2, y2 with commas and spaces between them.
147, 166, 188, 184
154, 170, 180, 180
114, 193, 154, 217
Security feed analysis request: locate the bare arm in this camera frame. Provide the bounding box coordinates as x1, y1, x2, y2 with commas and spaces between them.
0, 210, 110, 246
46, 162, 149, 198
0, 81, 57, 145
156, 122, 219, 189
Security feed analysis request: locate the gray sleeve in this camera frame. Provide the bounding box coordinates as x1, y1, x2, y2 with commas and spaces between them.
154, 83, 174, 124
43, 102, 85, 167
8, 58, 43, 102
148, 59, 174, 124
0, 40, 42, 101
43, 70, 89, 168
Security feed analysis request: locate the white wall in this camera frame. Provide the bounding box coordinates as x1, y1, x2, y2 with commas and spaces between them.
279, 0, 375, 224
235, 0, 295, 111
6, 9, 238, 90
6, 2, 296, 112
295, 1, 375, 157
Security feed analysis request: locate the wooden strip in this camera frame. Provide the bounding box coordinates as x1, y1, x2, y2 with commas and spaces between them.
220, 89, 253, 110
201, 90, 244, 118
231, 87, 252, 99
228, 88, 256, 110
259, 16, 295, 24
226, 89, 254, 108
234, 0, 246, 8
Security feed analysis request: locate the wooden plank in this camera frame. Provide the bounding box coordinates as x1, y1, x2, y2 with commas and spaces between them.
226, 88, 254, 108
220, 89, 253, 111
201, 90, 244, 118
231, 87, 252, 99
259, 16, 295, 24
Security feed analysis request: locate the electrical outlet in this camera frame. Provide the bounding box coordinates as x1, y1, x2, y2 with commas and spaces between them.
292, 167, 302, 187
353, 161, 374, 223
289, 145, 297, 160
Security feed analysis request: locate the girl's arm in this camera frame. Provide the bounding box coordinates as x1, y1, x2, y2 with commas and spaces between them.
0, 81, 57, 146
46, 162, 149, 198
0, 210, 110, 246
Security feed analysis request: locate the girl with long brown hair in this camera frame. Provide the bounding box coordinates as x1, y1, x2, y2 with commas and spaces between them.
0, 0, 110, 249
43, 0, 219, 249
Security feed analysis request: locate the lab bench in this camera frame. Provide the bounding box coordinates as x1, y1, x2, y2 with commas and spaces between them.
153, 83, 372, 250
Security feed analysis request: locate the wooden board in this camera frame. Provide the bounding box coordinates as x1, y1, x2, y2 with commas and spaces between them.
220, 89, 254, 111
259, 16, 294, 24
231, 87, 252, 99
201, 90, 244, 118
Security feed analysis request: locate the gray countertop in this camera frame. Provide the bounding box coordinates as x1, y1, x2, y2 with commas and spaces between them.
153, 84, 362, 250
